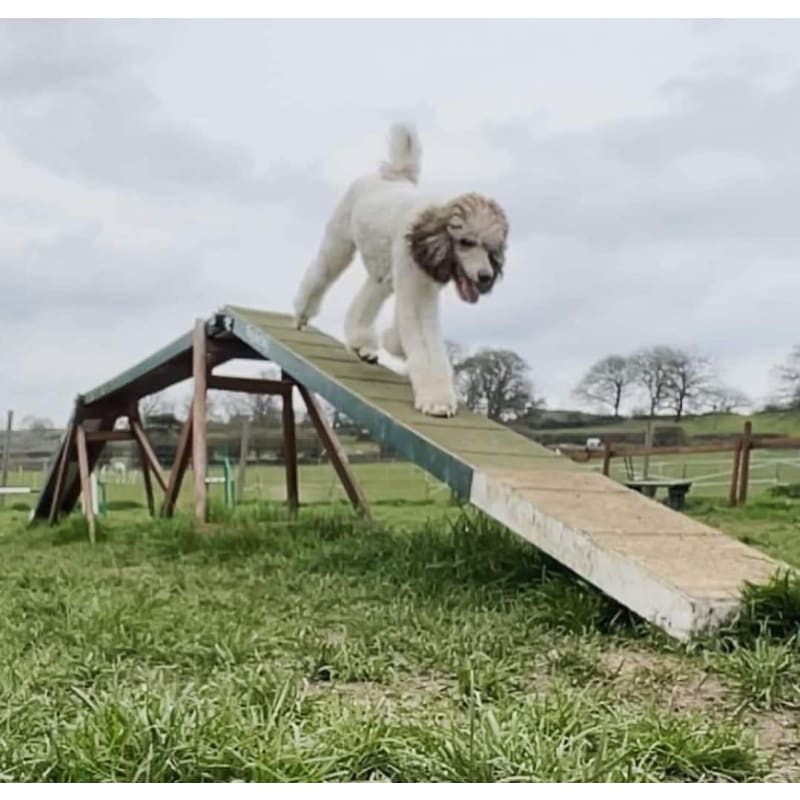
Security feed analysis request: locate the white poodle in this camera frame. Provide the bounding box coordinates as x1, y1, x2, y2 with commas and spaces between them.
293, 123, 509, 417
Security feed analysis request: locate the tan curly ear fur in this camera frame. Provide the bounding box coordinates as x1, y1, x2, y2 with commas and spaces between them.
447, 193, 509, 239
406, 206, 455, 283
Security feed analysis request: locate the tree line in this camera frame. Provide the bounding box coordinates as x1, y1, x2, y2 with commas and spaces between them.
12, 344, 800, 436
446, 341, 800, 424
572, 347, 749, 421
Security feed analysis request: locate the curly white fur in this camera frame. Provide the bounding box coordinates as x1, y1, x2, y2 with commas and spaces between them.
293, 123, 509, 417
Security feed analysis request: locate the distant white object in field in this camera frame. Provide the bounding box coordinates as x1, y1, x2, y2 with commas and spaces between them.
100, 460, 127, 483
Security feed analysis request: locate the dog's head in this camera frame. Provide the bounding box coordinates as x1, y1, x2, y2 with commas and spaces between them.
407, 193, 509, 303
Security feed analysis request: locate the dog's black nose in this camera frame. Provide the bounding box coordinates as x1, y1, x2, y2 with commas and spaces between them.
477, 272, 494, 292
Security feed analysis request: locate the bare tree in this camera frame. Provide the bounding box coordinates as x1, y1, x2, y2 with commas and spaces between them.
209, 368, 284, 425
248, 390, 281, 427
454, 348, 540, 421
775, 345, 800, 409
445, 339, 465, 366
219, 391, 251, 421
702, 385, 751, 414
628, 346, 676, 416
662, 349, 715, 421
180, 391, 224, 422
20, 415, 54, 432
572, 355, 630, 417
140, 390, 173, 421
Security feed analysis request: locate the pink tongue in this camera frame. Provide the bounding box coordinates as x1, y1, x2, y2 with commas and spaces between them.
455, 272, 479, 304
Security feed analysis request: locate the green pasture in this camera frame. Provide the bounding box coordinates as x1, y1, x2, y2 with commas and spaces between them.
532, 411, 800, 439
1, 459, 799, 781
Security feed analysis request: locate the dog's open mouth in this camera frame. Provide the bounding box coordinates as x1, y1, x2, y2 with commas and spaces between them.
453, 265, 480, 304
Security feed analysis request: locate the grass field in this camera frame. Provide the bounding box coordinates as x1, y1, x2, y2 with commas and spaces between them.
8, 445, 800, 514
2, 459, 800, 783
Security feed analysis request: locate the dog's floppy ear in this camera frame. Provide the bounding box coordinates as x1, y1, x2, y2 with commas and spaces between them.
407, 206, 454, 282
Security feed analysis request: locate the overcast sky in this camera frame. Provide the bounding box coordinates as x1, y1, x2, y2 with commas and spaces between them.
2, 18, 798, 424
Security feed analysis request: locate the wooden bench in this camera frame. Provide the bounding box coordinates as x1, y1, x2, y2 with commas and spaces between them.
624, 479, 693, 510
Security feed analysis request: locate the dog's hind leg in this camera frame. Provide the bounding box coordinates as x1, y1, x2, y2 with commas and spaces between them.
344, 277, 392, 363
293, 221, 356, 329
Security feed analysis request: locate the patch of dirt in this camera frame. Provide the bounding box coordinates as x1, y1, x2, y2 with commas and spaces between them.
600, 647, 727, 711
600, 647, 800, 780
753, 711, 800, 782
600, 647, 681, 678
305, 674, 453, 709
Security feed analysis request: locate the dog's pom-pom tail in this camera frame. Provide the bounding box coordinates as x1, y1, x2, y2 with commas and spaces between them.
379, 123, 422, 184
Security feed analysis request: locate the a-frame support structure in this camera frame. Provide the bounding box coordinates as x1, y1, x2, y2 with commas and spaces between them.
41, 314, 369, 530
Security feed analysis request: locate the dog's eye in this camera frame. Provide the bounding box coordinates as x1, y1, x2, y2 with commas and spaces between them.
459, 239, 477, 248
488, 250, 504, 270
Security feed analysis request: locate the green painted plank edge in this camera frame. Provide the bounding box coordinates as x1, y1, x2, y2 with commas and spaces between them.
82, 330, 194, 406
31, 410, 77, 522
224, 306, 476, 499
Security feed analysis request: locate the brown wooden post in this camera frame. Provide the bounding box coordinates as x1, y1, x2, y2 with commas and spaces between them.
161, 409, 193, 517
192, 319, 208, 524
129, 407, 156, 517
281, 371, 299, 514
237, 416, 251, 503
642, 417, 654, 479
139, 450, 155, 516
0, 409, 12, 507
738, 421, 752, 505
728, 438, 742, 507
129, 416, 168, 492
602, 440, 613, 477
296, 383, 371, 517
75, 423, 96, 544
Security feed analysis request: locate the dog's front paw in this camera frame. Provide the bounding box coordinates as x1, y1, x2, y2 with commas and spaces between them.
354, 347, 379, 365
346, 329, 380, 365
414, 384, 458, 417
293, 289, 320, 330
417, 399, 457, 417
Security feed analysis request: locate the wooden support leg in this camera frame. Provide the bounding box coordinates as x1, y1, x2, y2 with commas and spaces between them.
129, 414, 168, 492
49, 420, 75, 524
161, 409, 193, 517
192, 319, 208, 524
281, 371, 299, 514
139, 447, 155, 516
296, 383, 370, 518
129, 407, 159, 517
75, 423, 96, 544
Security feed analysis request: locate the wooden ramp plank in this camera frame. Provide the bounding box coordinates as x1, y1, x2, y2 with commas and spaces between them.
225, 304, 787, 640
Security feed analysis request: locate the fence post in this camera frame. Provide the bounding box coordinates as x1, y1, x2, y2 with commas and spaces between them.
737, 421, 752, 506
0, 410, 12, 507
602, 440, 612, 477
192, 318, 208, 524
237, 417, 251, 503
728, 438, 742, 507
642, 417, 654, 479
